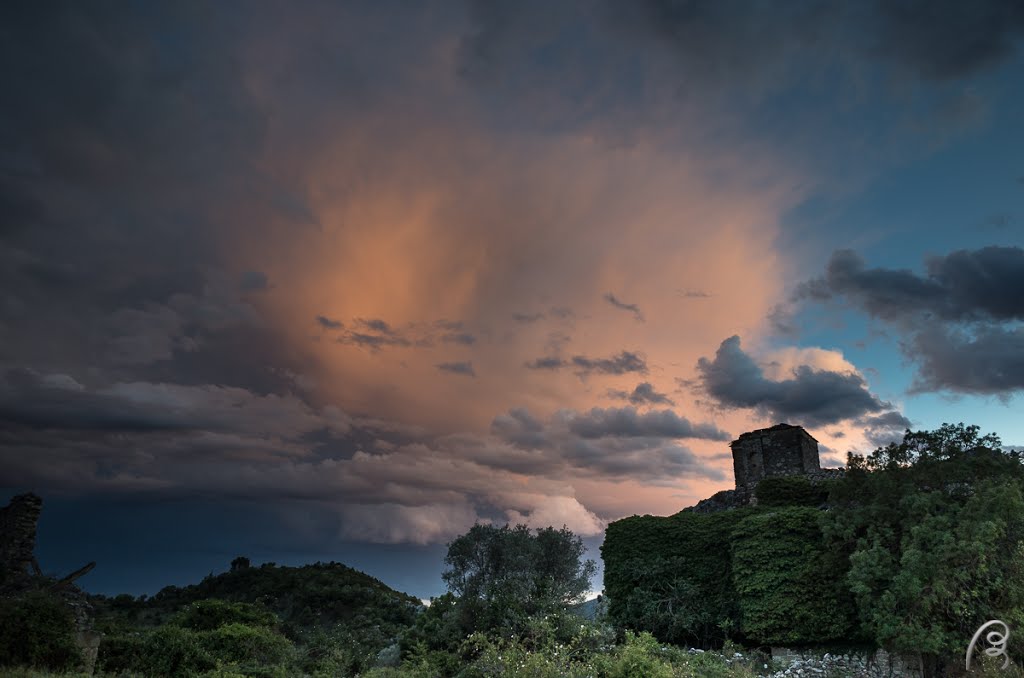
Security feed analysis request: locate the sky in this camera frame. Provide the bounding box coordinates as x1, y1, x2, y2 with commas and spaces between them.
2, 0, 1024, 601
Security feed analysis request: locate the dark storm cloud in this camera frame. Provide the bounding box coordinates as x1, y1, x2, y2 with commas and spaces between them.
797, 247, 1024, 322
486, 407, 727, 482
798, 247, 1024, 396
607, 0, 1024, 82
0, 1, 325, 392
489, 408, 549, 450
568, 407, 729, 441
0, 368, 188, 432
524, 351, 648, 376
608, 382, 675, 406
316, 315, 344, 330
696, 336, 898, 427
603, 293, 644, 322
0, 367, 350, 438
908, 324, 1024, 394
239, 271, 269, 292
436, 361, 476, 377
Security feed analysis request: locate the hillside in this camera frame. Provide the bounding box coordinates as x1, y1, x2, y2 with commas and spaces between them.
90, 559, 421, 635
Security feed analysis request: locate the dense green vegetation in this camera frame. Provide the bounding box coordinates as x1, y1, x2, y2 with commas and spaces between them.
731, 507, 855, 645
603, 424, 1024, 676
829, 425, 1024, 675
3, 424, 1024, 677
88, 561, 422, 676
441, 524, 596, 638
603, 507, 751, 648
0, 591, 82, 672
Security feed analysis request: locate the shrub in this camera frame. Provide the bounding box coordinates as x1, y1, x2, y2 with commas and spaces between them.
94, 631, 147, 674
172, 599, 278, 632
0, 590, 81, 672
140, 624, 215, 677
200, 622, 294, 668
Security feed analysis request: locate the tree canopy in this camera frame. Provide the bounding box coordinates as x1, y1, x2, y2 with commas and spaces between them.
442, 523, 596, 634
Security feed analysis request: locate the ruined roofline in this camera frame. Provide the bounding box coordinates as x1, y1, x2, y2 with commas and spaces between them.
730, 422, 818, 445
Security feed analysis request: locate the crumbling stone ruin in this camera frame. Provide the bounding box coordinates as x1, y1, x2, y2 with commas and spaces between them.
686, 423, 844, 514
0, 493, 43, 577
0, 493, 101, 674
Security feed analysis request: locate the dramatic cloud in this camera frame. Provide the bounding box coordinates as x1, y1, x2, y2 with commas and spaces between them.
568, 407, 729, 441
239, 271, 269, 291
605, 0, 1024, 83
696, 336, 900, 427
603, 293, 644, 322
0, 367, 727, 545
908, 324, 1024, 395
486, 406, 728, 483
608, 382, 674, 406
797, 247, 1024, 323
3, 0, 1019, 595
798, 247, 1024, 396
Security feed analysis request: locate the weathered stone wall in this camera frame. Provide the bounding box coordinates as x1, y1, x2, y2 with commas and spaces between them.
769, 646, 922, 677
0, 492, 42, 575
730, 424, 822, 490
0, 493, 101, 675
689, 424, 844, 514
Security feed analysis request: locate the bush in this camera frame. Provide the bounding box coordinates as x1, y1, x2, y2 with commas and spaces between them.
201, 622, 294, 669
0, 590, 82, 671
94, 631, 147, 674
140, 624, 215, 677
172, 599, 279, 632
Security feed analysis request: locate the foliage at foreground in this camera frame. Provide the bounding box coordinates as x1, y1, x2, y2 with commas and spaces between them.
0, 591, 82, 672
0, 629, 771, 678
368, 630, 765, 678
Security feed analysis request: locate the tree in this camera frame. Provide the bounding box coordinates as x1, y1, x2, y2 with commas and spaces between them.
824, 423, 1024, 677
441, 523, 596, 634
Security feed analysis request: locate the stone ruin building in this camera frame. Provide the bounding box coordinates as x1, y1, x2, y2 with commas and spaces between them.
686, 423, 844, 513
0, 493, 101, 673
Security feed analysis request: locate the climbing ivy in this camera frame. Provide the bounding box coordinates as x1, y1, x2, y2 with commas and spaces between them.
730, 507, 856, 645
602, 509, 752, 648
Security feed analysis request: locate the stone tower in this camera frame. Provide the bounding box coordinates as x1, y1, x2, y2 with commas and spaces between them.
0, 492, 43, 576
731, 423, 820, 490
